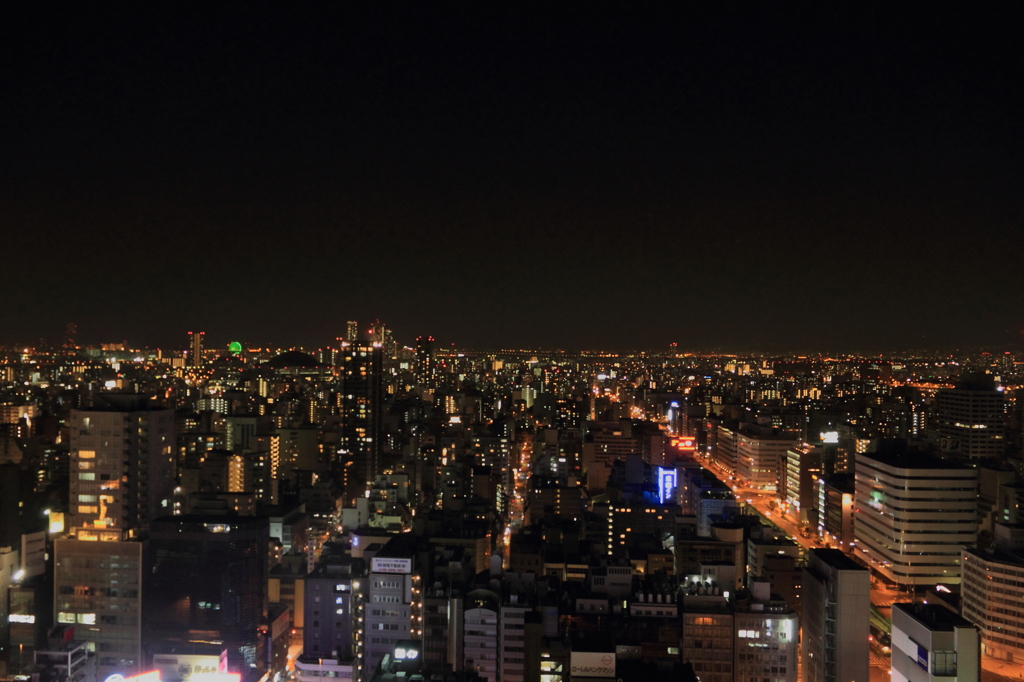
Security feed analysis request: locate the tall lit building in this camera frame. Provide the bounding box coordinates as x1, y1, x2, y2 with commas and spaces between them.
854, 443, 977, 586
68, 397, 175, 531
346, 321, 358, 343
801, 548, 870, 682
339, 340, 384, 492
188, 331, 205, 368
936, 373, 1006, 460
415, 336, 435, 388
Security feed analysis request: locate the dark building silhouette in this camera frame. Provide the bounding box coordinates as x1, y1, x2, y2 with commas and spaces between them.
145, 515, 270, 682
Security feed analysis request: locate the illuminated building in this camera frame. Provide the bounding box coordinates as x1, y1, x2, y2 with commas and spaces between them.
363, 537, 422, 677
681, 584, 734, 682
54, 530, 144, 679
188, 331, 205, 368
801, 549, 869, 682
298, 551, 362, 682
735, 429, 798, 493
817, 473, 855, 550
339, 340, 384, 494
936, 373, 1006, 460
961, 523, 1024, 663
581, 421, 639, 495
890, 603, 979, 682
854, 444, 977, 586
346, 321, 358, 344
414, 336, 435, 388
68, 397, 175, 531
783, 443, 822, 525
733, 582, 798, 682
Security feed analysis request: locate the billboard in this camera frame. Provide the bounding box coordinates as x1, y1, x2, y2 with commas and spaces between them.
152, 655, 221, 682
370, 557, 412, 574
569, 651, 615, 678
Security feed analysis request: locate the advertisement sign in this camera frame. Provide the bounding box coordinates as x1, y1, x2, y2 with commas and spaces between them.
370, 557, 412, 574
657, 467, 677, 505
569, 652, 615, 678
152, 655, 222, 682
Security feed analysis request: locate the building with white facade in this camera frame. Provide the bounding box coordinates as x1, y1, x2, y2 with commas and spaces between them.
961, 523, 1024, 663
854, 444, 977, 586
890, 602, 979, 682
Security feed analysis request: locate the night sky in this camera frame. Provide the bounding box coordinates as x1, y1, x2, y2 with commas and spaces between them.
3, 4, 1022, 353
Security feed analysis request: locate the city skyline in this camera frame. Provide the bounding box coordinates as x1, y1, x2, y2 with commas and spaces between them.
4, 5, 1022, 352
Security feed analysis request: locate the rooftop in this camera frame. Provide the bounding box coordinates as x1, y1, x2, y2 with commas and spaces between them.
894, 602, 975, 631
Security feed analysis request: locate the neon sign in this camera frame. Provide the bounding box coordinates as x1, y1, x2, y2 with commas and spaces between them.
657, 467, 677, 504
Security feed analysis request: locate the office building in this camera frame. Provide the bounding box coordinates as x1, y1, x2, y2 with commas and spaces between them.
961, 523, 1024, 662
935, 373, 1005, 460
363, 536, 422, 676
890, 602, 979, 682
736, 430, 797, 493
68, 397, 175, 531
801, 548, 870, 682
854, 444, 977, 586
783, 443, 822, 525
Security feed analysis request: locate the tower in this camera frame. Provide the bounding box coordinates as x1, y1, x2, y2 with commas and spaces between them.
346, 321, 358, 344
188, 331, 205, 368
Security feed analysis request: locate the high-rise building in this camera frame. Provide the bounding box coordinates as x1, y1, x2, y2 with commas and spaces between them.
339, 340, 383, 493
854, 443, 977, 586
346, 321, 358, 344
68, 397, 175, 531
54, 529, 144, 679
936, 373, 1006, 460
890, 602, 979, 682
801, 548, 870, 682
188, 331, 205, 368
415, 336, 435, 388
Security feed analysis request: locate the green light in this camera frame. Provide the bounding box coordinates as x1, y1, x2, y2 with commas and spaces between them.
228, 341, 243, 355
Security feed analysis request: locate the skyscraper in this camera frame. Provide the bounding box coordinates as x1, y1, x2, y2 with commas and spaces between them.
68, 396, 175, 531
188, 331, 205, 368
346, 321, 358, 344
936, 372, 1006, 460
415, 336, 435, 388
339, 339, 383, 494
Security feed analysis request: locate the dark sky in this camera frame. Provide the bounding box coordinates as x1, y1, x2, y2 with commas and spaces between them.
3, 4, 1022, 353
